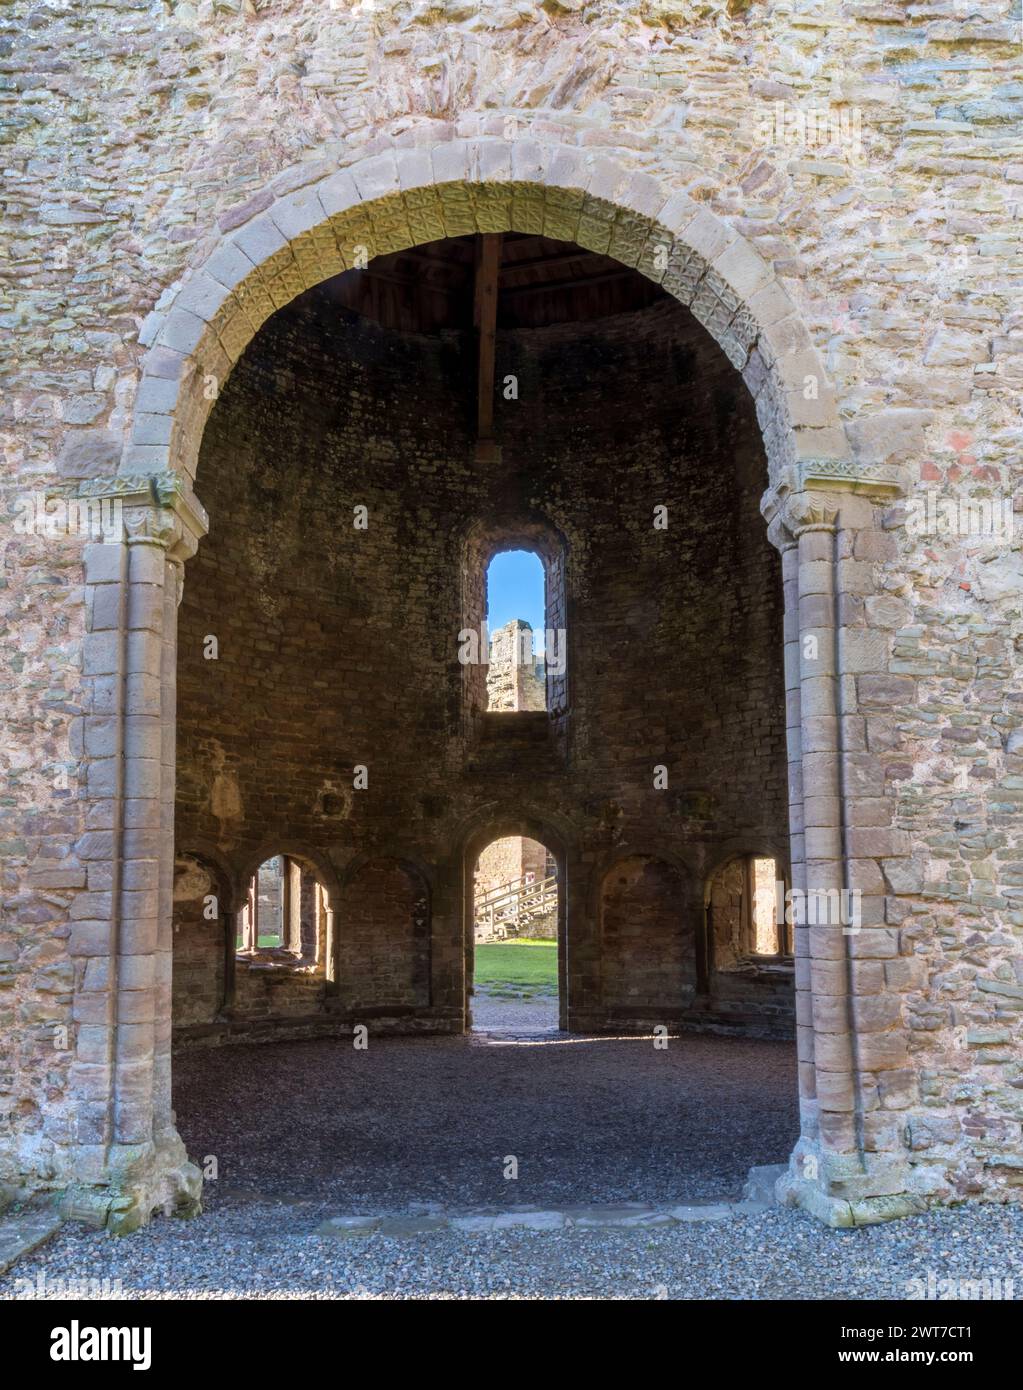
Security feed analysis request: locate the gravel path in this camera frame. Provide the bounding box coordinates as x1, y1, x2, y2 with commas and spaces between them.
170, 1028, 800, 1212
4, 1203, 1022, 1301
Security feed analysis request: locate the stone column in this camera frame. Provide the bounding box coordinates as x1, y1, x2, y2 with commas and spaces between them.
764, 460, 915, 1226
789, 499, 858, 1157
769, 521, 815, 1142
70, 473, 207, 1232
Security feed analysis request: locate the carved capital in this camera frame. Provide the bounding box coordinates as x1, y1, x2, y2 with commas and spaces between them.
762, 487, 838, 546
785, 495, 840, 537
77, 472, 208, 562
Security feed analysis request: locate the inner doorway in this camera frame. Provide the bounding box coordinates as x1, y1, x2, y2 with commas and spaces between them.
471, 834, 560, 1034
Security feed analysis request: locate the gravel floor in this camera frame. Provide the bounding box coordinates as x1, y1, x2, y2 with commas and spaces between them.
4, 1203, 1022, 1301
170, 1021, 799, 1212
470, 990, 559, 1033
3, 1018, 1020, 1301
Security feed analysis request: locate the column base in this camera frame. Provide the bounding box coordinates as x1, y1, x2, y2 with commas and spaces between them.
61, 1131, 202, 1235
777, 1141, 926, 1227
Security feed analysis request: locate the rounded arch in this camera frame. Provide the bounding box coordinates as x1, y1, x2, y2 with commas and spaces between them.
460, 803, 572, 1031
458, 801, 576, 869
462, 511, 570, 575
703, 837, 790, 910
587, 841, 697, 918
337, 849, 435, 896
174, 841, 241, 916
232, 840, 343, 910
127, 140, 847, 491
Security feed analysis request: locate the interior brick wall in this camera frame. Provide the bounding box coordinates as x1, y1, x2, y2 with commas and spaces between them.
172, 278, 789, 1035
338, 860, 430, 1014
600, 856, 695, 1019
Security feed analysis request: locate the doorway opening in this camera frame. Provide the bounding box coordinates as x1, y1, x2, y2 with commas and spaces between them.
468, 833, 562, 1035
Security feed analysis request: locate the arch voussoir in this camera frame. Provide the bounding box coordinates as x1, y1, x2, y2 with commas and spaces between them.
129, 139, 847, 491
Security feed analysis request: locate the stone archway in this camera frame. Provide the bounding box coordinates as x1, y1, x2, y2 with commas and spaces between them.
72, 139, 911, 1231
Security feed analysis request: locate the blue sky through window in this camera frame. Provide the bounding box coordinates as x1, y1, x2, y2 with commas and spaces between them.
486, 550, 545, 648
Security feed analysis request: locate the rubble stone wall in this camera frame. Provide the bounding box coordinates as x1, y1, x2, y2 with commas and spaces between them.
1, 0, 1020, 1227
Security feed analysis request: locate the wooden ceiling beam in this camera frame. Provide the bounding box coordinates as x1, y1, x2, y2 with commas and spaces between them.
498, 250, 612, 278
500, 267, 643, 297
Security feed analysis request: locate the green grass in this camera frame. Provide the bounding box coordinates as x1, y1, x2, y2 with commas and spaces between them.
474, 938, 558, 997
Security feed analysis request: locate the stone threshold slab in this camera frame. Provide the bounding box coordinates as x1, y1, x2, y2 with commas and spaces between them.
0, 1205, 63, 1275
315, 1198, 771, 1239
313, 1166, 786, 1238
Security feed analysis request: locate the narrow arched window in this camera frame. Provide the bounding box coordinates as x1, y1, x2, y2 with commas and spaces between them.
461, 521, 568, 727
485, 549, 547, 712
236, 855, 328, 963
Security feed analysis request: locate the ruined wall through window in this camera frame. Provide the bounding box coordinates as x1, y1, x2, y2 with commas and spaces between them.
485, 550, 547, 712
709, 854, 790, 971
236, 855, 324, 962
461, 524, 568, 727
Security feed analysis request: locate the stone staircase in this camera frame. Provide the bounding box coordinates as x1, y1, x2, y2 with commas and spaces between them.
474, 873, 557, 941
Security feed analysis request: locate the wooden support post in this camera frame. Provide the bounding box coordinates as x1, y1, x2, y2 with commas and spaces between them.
474, 232, 501, 456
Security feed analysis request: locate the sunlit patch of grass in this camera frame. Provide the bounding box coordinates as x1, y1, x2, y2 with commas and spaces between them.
475, 939, 558, 996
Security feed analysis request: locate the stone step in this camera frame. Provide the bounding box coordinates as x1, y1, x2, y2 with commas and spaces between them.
0, 1203, 62, 1276
742, 1164, 787, 1208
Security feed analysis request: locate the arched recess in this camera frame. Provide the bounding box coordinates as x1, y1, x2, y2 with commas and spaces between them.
703, 845, 797, 1041
462, 808, 572, 1031
72, 140, 911, 1230
703, 836, 791, 973
171, 850, 235, 1033
204, 845, 339, 1031
597, 852, 694, 1030
337, 857, 431, 1017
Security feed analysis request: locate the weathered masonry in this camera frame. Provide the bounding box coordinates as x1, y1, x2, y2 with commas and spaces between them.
2, 2, 1021, 1236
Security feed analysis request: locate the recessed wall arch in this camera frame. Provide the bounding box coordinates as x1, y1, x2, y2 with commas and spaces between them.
337, 856, 432, 1017
596, 852, 695, 1028
703, 837, 791, 905
171, 849, 235, 1033
173, 841, 241, 916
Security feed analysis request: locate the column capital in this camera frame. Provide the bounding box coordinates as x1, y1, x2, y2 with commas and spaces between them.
762, 488, 839, 546
761, 456, 904, 550
77, 472, 209, 563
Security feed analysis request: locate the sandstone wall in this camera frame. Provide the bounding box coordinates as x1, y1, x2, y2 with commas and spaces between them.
0, 0, 1020, 1215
